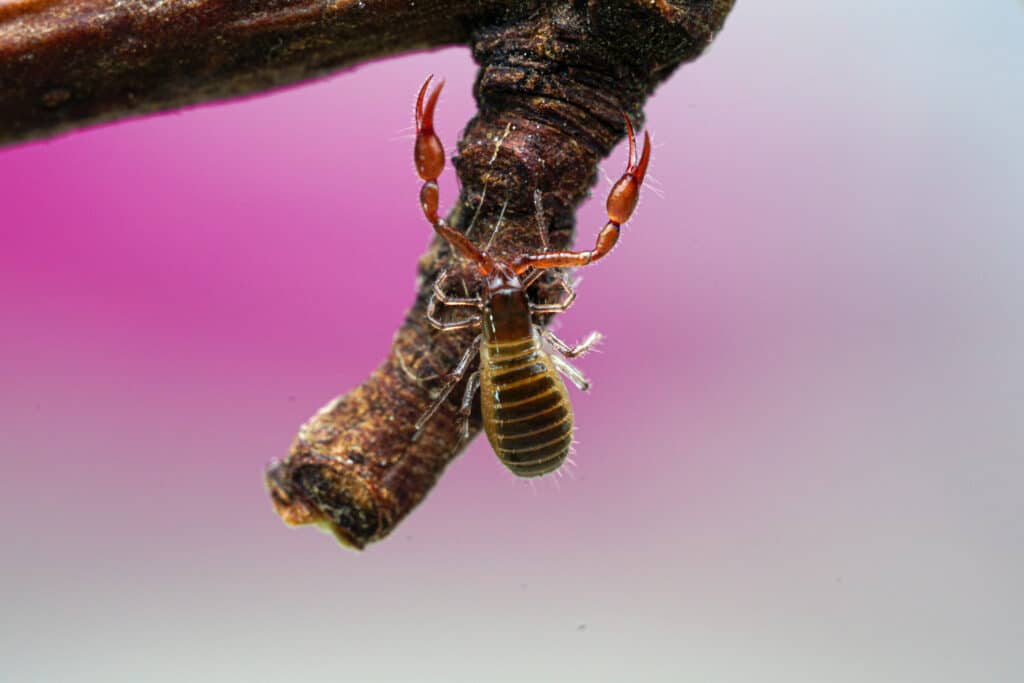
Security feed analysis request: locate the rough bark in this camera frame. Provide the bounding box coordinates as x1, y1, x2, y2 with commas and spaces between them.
0, 0, 735, 549
0, 0, 540, 146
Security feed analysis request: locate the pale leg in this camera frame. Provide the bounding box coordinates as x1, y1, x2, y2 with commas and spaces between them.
426, 294, 481, 331
413, 337, 481, 440
432, 269, 482, 307
530, 276, 577, 314
459, 371, 481, 441
542, 328, 603, 358
551, 353, 590, 392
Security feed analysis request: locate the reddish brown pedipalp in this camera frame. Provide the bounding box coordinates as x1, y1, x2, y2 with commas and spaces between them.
414, 75, 445, 183
512, 114, 651, 274
415, 75, 494, 275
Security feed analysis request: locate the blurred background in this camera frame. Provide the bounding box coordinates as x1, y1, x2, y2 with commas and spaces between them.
2, 2, 1022, 681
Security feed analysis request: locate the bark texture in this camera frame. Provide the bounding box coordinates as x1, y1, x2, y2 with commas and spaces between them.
0, 0, 538, 146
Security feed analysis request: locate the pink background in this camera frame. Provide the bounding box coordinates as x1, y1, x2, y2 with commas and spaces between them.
2, 3, 1022, 681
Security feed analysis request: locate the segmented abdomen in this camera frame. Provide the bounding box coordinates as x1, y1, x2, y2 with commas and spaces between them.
479, 335, 573, 477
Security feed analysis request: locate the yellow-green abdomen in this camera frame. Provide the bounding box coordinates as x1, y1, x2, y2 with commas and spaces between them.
479, 334, 573, 477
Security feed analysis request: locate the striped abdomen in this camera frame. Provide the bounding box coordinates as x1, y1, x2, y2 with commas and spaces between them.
479, 334, 573, 477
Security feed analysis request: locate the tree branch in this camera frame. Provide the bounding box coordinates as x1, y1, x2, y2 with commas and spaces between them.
1, 0, 734, 549
264, 0, 735, 549
0, 0, 537, 146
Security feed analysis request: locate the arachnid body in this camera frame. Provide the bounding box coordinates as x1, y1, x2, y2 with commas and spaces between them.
412, 76, 651, 477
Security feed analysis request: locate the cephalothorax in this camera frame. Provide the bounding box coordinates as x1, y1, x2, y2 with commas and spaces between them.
411, 75, 650, 477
